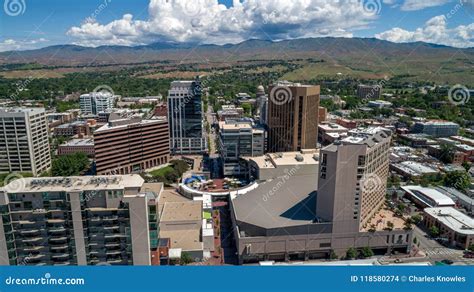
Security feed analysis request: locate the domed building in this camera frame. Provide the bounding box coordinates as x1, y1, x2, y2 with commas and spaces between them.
256, 85, 265, 97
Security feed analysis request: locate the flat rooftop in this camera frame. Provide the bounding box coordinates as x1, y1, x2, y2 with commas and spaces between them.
95, 117, 166, 133
1, 175, 144, 193
219, 120, 252, 130
159, 229, 203, 251
341, 127, 391, 146
160, 201, 202, 222
416, 120, 459, 126
319, 123, 348, 132
401, 185, 455, 207
60, 138, 94, 147
393, 161, 438, 176
0, 107, 45, 115
424, 207, 474, 235
232, 174, 317, 229
247, 150, 319, 169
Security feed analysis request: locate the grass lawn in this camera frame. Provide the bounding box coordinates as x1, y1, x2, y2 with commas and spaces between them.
203, 211, 212, 220
149, 166, 174, 177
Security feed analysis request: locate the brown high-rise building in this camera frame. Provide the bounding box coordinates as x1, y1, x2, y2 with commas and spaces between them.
267, 81, 320, 152
94, 115, 170, 174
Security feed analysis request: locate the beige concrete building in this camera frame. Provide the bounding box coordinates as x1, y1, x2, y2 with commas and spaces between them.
0, 175, 162, 266
159, 201, 204, 260
244, 149, 319, 181
231, 127, 411, 264
318, 127, 392, 231
0, 108, 51, 176
267, 81, 320, 152
94, 115, 169, 174
423, 207, 473, 249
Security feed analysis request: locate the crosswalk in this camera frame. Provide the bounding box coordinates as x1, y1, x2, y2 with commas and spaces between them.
423, 248, 463, 257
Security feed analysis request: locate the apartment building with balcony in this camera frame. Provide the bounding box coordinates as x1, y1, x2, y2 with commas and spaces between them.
0, 175, 162, 266
0, 108, 51, 176
94, 115, 170, 175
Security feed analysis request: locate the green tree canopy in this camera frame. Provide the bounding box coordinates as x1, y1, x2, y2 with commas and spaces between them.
51, 152, 90, 176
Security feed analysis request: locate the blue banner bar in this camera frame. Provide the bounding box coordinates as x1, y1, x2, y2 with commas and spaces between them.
0, 266, 472, 292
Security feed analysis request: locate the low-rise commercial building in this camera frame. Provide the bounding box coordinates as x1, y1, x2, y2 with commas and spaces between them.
412, 120, 460, 138
57, 138, 95, 157
336, 118, 358, 129
368, 100, 392, 108
424, 207, 474, 249
53, 120, 92, 137
401, 185, 455, 208
390, 161, 438, 179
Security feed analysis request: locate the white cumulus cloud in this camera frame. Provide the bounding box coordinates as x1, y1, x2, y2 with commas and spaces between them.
67, 0, 384, 47
375, 15, 474, 48
0, 38, 48, 52
400, 0, 452, 11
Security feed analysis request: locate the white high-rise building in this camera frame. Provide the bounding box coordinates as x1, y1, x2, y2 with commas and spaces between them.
167, 79, 206, 154
80, 92, 116, 115
0, 108, 51, 176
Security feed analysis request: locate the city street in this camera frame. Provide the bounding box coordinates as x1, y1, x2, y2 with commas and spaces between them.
412, 225, 472, 264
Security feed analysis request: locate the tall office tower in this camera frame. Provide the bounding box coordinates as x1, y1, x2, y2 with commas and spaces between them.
0, 175, 162, 266
267, 81, 320, 152
357, 84, 381, 99
94, 115, 170, 175
317, 127, 391, 233
218, 119, 265, 176
0, 108, 51, 176
79, 92, 116, 115
167, 79, 206, 154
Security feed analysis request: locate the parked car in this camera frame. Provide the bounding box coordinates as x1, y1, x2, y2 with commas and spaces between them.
463, 252, 474, 259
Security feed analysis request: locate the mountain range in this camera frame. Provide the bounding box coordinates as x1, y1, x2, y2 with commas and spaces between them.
1, 38, 473, 84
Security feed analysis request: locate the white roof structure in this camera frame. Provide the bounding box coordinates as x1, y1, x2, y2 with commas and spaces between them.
393, 161, 438, 176
168, 248, 182, 259
424, 207, 474, 235
401, 185, 455, 207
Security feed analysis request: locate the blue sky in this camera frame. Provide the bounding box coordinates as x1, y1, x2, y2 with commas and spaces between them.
0, 0, 473, 51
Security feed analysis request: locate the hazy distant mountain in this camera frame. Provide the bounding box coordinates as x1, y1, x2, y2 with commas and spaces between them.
1, 37, 472, 67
